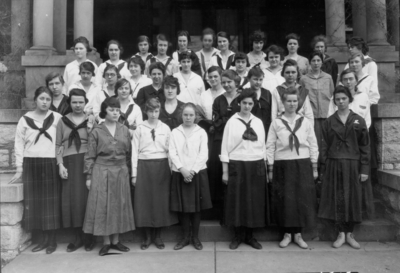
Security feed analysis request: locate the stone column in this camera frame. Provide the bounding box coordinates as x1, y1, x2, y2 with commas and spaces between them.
387, 0, 399, 50
11, 0, 31, 54
29, 0, 56, 54
352, 0, 368, 40
366, 0, 390, 45
74, 0, 94, 46
53, 0, 67, 53
324, 0, 347, 46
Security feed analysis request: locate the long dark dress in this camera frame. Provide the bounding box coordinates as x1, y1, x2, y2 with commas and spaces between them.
50, 94, 72, 116
83, 123, 135, 236
318, 111, 373, 223
249, 88, 273, 136
321, 54, 338, 87
136, 85, 165, 113
159, 100, 184, 130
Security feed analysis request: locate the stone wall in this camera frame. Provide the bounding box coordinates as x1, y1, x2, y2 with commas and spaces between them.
0, 125, 17, 172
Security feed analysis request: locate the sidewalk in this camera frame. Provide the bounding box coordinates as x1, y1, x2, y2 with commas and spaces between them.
3, 241, 400, 273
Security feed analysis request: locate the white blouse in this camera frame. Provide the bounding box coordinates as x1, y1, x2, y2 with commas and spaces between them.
131, 120, 170, 177
220, 113, 266, 163
262, 68, 285, 91
210, 51, 235, 70
356, 74, 380, 105
247, 52, 269, 69
120, 98, 143, 127
68, 81, 101, 114
174, 72, 206, 105
15, 110, 62, 167
126, 75, 153, 99
196, 48, 220, 77
169, 125, 208, 172
92, 88, 113, 120
344, 55, 378, 85
199, 87, 225, 120
266, 114, 318, 164
63, 60, 98, 93
95, 60, 130, 88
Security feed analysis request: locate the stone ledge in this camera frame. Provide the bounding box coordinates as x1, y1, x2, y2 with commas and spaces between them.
0, 174, 23, 202
22, 53, 102, 67
0, 110, 28, 123
372, 103, 400, 118
0, 203, 23, 226
377, 170, 400, 191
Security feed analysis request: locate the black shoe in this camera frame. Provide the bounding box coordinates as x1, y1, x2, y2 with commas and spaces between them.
191, 237, 203, 250
84, 241, 95, 251
244, 238, 262, 250
154, 238, 165, 249
174, 237, 190, 250
110, 242, 130, 252
99, 244, 111, 256
140, 238, 151, 250
67, 242, 83, 253
32, 243, 48, 252
46, 243, 57, 254
229, 237, 242, 250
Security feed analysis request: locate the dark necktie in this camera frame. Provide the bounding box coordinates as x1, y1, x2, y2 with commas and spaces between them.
23, 113, 55, 144
237, 118, 258, 141
280, 117, 304, 155
61, 116, 88, 153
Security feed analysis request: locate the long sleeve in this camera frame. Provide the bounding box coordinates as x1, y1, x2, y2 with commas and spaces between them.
327, 98, 336, 117
368, 77, 380, 105
168, 132, 183, 170
220, 119, 232, 163
56, 119, 64, 164
306, 121, 319, 163
95, 64, 105, 88
319, 120, 329, 172
136, 88, 146, 112
271, 89, 279, 122
93, 93, 102, 120
302, 97, 314, 127
367, 61, 378, 85
358, 119, 371, 175
265, 121, 278, 164
14, 118, 25, 168
131, 127, 140, 177
84, 130, 97, 175
192, 130, 208, 173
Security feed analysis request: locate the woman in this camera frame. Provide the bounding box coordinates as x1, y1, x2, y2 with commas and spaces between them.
172, 30, 202, 76
174, 52, 205, 106
271, 59, 314, 126
46, 72, 72, 116
132, 98, 178, 250
266, 86, 318, 249
211, 31, 235, 71
169, 103, 212, 251
199, 66, 225, 120
196, 28, 220, 79
10, 87, 63, 254
231, 52, 250, 86
262, 45, 285, 92
56, 89, 94, 252
311, 35, 338, 86
210, 70, 241, 210
68, 61, 100, 115
133, 36, 154, 64
318, 86, 371, 249
344, 36, 378, 84
126, 56, 152, 101
95, 40, 130, 88
83, 97, 135, 256
63, 36, 98, 92
220, 89, 267, 250
299, 51, 334, 149
328, 69, 371, 128
284, 33, 309, 75
144, 34, 179, 76
159, 76, 184, 130
92, 64, 121, 120
247, 30, 268, 69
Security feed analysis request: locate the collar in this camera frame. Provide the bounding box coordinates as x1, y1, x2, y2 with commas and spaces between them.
105, 59, 125, 65
24, 109, 56, 122
140, 120, 163, 130
234, 112, 256, 122
280, 114, 303, 123
216, 51, 235, 59
199, 48, 220, 55
305, 71, 327, 79
176, 124, 203, 137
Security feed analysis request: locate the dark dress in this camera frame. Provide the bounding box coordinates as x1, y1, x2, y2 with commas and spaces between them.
136, 85, 165, 119
50, 94, 72, 116
321, 54, 338, 87
318, 111, 373, 223
159, 100, 184, 130
249, 88, 273, 136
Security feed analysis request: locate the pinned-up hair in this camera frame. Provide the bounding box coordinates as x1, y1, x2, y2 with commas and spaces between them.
67, 88, 88, 105
127, 56, 146, 74
347, 36, 369, 55
177, 30, 191, 43
280, 86, 300, 103
265, 45, 285, 61
285, 33, 301, 45
249, 30, 266, 44
207, 66, 223, 76
162, 76, 181, 95
281, 59, 301, 81
73, 36, 91, 52
103, 64, 121, 79
99, 97, 121, 119
333, 85, 354, 105
247, 66, 265, 79
231, 52, 250, 67
145, 97, 161, 112
201, 28, 216, 43
310, 35, 327, 51
45, 72, 65, 87
115, 79, 133, 96
237, 88, 257, 104
340, 68, 359, 83
181, 102, 198, 116
79, 61, 96, 76
348, 53, 366, 67
34, 86, 53, 102
178, 51, 195, 63
149, 62, 166, 76
309, 51, 324, 62
137, 35, 151, 48
221, 70, 241, 87
154, 33, 169, 48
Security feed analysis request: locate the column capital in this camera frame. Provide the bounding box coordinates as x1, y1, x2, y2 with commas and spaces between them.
366, 0, 390, 45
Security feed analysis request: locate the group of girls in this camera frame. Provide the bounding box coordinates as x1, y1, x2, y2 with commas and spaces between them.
10, 28, 378, 256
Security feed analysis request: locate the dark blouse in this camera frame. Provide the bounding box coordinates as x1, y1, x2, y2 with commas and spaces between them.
320, 111, 370, 175
322, 54, 339, 87
159, 100, 184, 130
212, 93, 241, 141
136, 85, 165, 115
50, 94, 72, 116
249, 88, 272, 137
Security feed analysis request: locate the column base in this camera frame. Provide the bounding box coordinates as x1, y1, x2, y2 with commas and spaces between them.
25, 46, 57, 56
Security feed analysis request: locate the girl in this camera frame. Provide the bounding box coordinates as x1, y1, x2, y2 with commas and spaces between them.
172, 30, 202, 76
174, 52, 205, 105
271, 59, 314, 126
231, 52, 250, 86
63, 36, 98, 92
132, 98, 178, 250
68, 61, 100, 115
299, 51, 334, 149
95, 40, 130, 88
318, 86, 371, 249
83, 97, 135, 256
211, 31, 235, 71
144, 34, 179, 76
56, 89, 95, 252
133, 36, 154, 64
126, 56, 152, 101
266, 86, 318, 249
220, 89, 268, 250
200, 66, 225, 120
262, 45, 285, 92
159, 76, 184, 130
284, 33, 309, 75
247, 30, 268, 69
10, 87, 63, 254
46, 72, 72, 116
196, 28, 220, 79
311, 35, 339, 86
169, 103, 212, 250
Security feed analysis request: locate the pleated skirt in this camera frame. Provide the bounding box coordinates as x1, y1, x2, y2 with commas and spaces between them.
22, 157, 61, 231
170, 169, 213, 213
134, 159, 178, 227
223, 160, 268, 228
61, 153, 88, 228
83, 161, 135, 236
271, 159, 317, 227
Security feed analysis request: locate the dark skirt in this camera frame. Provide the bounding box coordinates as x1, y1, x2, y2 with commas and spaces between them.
83, 160, 135, 236
134, 159, 178, 227
314, 118, 325, 153
318, 159, 374, 222
61, 153, 88, 228
272, 159, 317, 227
207, 139, 224, 202
170, 169, 213, 213
223, 160, 268, 228
22, 157, 61, 231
